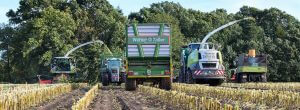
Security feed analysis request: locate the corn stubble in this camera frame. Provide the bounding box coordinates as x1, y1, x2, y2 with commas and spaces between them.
222, 82, 300, 91
173, 83, 300, 109
72, 84, 99, 110
0, 84, 72, 110
138, 85, 238, 110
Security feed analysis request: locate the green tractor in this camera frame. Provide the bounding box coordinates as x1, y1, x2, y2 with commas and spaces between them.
100, 56, 125, 86
125, 23, 172, 91
179, 43, 226, 86
230, 49, 268, 83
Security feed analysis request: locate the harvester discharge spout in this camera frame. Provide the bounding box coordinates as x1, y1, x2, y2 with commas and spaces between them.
201, 17, 254, 43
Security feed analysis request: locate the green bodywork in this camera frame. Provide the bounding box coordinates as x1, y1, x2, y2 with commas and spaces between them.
236, 54, 267, 74
128, 64, 169, 75
126, 23, 172, 78
187, 50, 199, 68
237, 66, 267, 73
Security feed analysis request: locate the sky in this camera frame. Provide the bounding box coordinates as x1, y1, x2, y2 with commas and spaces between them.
0, 0, 300, 23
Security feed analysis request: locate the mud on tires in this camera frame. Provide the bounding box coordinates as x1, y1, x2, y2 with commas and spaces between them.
186, 70, 195, 84
209, 79, 224, 86
237, 73, 246, 83
102, 73, 109, 86
125, 78, 136, 91
159, 77, 172, 90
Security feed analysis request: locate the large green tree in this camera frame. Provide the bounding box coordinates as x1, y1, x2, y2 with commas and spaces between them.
4, 0, 126, 83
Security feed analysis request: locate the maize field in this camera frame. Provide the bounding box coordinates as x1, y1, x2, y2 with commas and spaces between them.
222, 82, 300, 92
72, 84, 99, 110
173, 83, 300, 109
138, 85, 239, 110
1, 82, 300, 110
0, 84, 72, 110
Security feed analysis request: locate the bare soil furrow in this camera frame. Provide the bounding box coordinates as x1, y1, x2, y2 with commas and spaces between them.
31, 88, 89, 110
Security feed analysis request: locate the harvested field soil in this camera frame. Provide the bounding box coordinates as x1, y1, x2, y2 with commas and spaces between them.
88, 86, 179, 110
31, 87, 89, 110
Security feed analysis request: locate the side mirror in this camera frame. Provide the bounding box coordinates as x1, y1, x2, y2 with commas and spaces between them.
181, 45, 188, 48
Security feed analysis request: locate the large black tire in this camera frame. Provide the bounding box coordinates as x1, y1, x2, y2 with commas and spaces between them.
237, 73, 246, 83
125, 78, 136, 91
179, 66, 185, 83
121, 72, 126, 83
102, 73, 109, 86
159, 77, 172, 90
261, 73, 267, 82
186, 70, 194, 84
117, 82, 122, 86
209, 79, 224, 86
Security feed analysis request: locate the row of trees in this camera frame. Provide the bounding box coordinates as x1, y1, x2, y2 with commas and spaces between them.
0, 0, 126, 83
128, 2, 300, 82
0, 0, 299, 83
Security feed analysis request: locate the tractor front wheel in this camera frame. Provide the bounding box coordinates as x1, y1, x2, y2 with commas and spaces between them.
186, 70, 195, 84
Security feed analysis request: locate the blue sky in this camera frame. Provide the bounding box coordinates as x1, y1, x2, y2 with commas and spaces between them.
0, 0, 300, 23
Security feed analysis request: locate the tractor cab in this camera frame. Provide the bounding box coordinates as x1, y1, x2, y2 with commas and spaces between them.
188, 43, 201, 50
198, 43, 223, 69
187, 43, 218, 51
107, 58, 122, 68
50, 57, 76, 74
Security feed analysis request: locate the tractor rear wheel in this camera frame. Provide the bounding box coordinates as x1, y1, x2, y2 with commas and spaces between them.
102, 73, 109, 86
125, 78, 136, 91
159, 77, 172, 90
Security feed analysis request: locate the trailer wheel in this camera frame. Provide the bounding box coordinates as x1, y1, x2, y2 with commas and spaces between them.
125, 78, 136, 91
159, 77, 172, 90
186, 70, 194, 84
102, 73, 109, 86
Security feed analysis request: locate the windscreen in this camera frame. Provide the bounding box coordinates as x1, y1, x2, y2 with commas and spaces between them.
190, 44, 200, 50
108, 60, 121, 67
52, 59, 71, 71
240, 55, 267, 66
